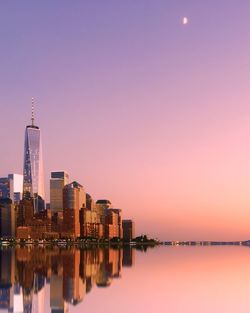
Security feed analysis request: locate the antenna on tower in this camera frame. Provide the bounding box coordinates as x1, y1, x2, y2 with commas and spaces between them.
31, 98, 35, 126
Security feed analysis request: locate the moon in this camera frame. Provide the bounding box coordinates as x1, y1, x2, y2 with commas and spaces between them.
182, 17, 188, 25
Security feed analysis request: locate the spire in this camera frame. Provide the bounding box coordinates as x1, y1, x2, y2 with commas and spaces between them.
31, 97, 35, 126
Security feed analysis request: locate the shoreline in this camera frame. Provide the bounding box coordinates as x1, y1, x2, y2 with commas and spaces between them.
1, 239, 250, 248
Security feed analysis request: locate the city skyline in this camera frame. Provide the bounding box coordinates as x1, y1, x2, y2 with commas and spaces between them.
2, 1, 250, 240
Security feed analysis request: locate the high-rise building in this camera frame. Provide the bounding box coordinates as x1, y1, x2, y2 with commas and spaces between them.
50, 171, 69, 213
122, 220, 135, 242
0, 174, 23, 203
105, 209, 120, 239
95, 199, 112, 224
0, 199, 16, 238
0, 177, 9, 199
62, 181, 86, 238
23, 100, 45, 213
8, 174, 23, 203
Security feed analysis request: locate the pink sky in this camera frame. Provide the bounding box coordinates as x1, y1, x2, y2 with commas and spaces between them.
1, 1, 250, 240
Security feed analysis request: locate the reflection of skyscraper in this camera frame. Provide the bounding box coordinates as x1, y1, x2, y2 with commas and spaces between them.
23, 100, 45, 213
122, 247, 135, 267
33, 275, 45, 313
0, 249, 15, 312
50, 273, 68, 313
13, 284, 24, 313
63, 250, 85, 305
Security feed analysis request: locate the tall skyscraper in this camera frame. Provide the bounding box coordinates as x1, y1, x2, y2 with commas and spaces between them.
23, 100, 45, 213
50, 171, 69, 213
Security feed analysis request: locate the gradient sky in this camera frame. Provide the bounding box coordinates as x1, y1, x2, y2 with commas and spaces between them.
1, 1, 250, 240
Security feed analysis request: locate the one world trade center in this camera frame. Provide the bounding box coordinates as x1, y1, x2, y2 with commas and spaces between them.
23, 99, 45, 213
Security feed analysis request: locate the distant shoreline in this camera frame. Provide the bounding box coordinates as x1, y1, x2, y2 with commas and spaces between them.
165, 241, 250, 246
1, 238, 250, 248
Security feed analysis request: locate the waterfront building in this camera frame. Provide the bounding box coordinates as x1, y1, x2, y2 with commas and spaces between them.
62, 181, 86, 238
0, 174, 23, 203
0, 199, 16, 238
8, 174, 23, 203
104, 209, 120, 239
50, 171, 69, 213
0, 177, 9, 199
86, 193, 95, 210
16, 226, 31, 239
110, 208, 123, 238
122, 220, 135, 242
79, 207, 102, 238
16, 198, 34, 227
95, 199, 112, 224
16, 198, 52, 239
23, 100, 45, 213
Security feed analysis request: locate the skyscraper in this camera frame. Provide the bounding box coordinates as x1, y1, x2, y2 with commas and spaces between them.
0, 199, 15, 238
62, 181, 86, 238
50, 171, 69, 213
23, 100, 45, 213
0, 174, 23, 203
122, 220, 135, 242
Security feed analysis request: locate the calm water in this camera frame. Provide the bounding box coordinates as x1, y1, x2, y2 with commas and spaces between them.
1, 245, 250, 312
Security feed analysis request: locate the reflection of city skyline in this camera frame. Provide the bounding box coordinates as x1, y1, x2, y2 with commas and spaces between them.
0, 247, 134, 313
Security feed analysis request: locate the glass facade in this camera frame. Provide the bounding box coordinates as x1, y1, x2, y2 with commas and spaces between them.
0, 178, 10, 199
8, 174, 23, 203
23, 125, 45, 213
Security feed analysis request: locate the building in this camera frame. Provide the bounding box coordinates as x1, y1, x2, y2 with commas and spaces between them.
50, 171, 69, 213
0, 177, 9, 199
122, 220, 135, 242
23, 100, 45, 213
16, 198, 34, 227
0, 199, 16, 238
80, 208, 103, 238
62, 181, 86, 238
95, 199, 112, 225
8, 174, 23, 203
105, 209, 120, 239
111, 209, 123, 238
86, 193, 95, 210
0, 174, 23, 203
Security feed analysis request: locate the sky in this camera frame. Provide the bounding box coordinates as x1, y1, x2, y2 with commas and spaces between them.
1, 0, 250, 240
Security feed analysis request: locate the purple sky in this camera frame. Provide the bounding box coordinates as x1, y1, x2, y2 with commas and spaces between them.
1, 1, 250, 240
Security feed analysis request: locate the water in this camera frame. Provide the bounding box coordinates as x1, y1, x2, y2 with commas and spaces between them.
0, 245, 250, 312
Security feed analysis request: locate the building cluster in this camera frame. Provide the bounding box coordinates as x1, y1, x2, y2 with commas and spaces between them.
0, 246, 135, 312
0, 106, 135, 241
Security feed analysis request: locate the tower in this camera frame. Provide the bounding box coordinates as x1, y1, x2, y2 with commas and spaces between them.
62, 181, 86, 238
50, 171, 69, 213
23, 99, 45, 213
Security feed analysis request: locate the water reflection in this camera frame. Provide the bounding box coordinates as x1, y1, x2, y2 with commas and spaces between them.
0, 246, 135, 313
